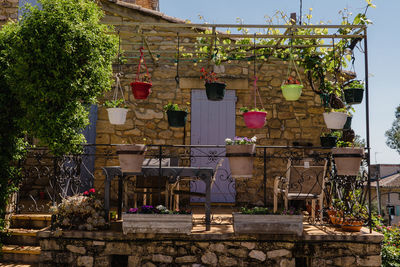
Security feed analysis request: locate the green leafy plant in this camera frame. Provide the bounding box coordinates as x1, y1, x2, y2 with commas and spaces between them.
239, 206, 301, 215
239, 107, 267, 113
344, 80, 365, 90
372, 215, 400, 267
321, 131, 342, 138
336, 140, 353, 148
163, 103, 189, 112
104, 99, 127, 109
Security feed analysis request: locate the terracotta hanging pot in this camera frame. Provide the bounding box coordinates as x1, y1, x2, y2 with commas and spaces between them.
116, 144, 147, 173
243, 111, 267, 129
226, 144, 255, 178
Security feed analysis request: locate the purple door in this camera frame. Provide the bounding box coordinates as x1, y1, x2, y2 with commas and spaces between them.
190, 90, 236, 203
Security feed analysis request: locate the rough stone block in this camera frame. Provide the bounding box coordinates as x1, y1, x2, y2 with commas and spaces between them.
219, 255, 238, 266
66, 245, 86, 255
267, 249, 291, 258
241, 242, 256, 250
249, 250, 266, 261
209, 243, 226, 253
77, 256, 94, 267
175, 255, 197, 264
104, 242, 131, 255
201, 251, 218, 265
152, 254, 173, 263
356, 255, 381, 267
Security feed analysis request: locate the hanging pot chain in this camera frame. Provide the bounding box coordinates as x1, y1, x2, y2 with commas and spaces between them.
253, 33, 265, 110
175, 32, 180, 88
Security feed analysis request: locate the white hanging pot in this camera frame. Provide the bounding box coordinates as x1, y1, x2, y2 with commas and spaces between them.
107, 108, 128, 125
332, 147, 364, 176
323, 112, 347, 129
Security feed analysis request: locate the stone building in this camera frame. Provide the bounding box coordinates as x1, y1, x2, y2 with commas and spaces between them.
95, 0, 327, 206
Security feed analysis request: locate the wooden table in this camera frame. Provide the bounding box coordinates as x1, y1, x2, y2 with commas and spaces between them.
102, 166, 214, 231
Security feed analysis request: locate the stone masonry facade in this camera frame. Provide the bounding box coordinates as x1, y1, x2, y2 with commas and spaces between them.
95, 2, 327, 205
0, 0, 18, 27
38, 230, 383, 267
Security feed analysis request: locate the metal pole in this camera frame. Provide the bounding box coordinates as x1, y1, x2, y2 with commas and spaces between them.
263, 147, 267, 207
158, 145, 162, 204
363, 28, 372, 233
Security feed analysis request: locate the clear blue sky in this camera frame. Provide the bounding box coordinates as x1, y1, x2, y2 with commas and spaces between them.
160, 0, 400, 164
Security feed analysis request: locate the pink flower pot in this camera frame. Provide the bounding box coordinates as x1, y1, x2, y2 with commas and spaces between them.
243, 111, 267, 129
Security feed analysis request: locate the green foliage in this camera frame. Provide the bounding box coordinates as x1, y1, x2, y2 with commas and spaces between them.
344, 80, 365, 90
321, 131, 342, 138
372, 215, 400, 267
239, 206, 301, 215
336, 140, 353, 147
8, 0, 118, 155
163, 102, 189, 112
104, 99, 127, 109
385, 105, 400, 155
239, 107, 267, 113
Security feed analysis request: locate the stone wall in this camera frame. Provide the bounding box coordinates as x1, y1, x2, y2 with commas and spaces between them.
95, 4, 327, 205
38, 230, 383, 267
0, 0, 18, 27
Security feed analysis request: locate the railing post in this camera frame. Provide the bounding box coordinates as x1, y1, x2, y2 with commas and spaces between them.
263, 147, 267, 207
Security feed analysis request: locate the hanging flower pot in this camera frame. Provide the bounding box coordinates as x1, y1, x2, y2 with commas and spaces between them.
242, 109, 267, 129
104, 98, 128, 125
225, 137, 256, 179
332, 147, 364, 176
320, 136, 338, 148
205, 82, 226, 101
116, 144, 147, 173
281, 77, 303, 101
130, 81, 152, 100
131, 47, 152, 100
343, 80, 364, 105
107, 108, 128, 125
200, 68, 226, 101
164, 103, 188, 127
323, 111, 348, 129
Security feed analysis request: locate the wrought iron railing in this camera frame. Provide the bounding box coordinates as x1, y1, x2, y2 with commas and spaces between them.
15, 144, 371, 228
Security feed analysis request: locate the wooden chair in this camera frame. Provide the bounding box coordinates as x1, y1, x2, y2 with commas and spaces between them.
273, 158, 328, 222
169, 158, 225, 210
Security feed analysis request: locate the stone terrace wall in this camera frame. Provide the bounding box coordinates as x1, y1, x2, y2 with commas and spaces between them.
95, 4, 326, 204
0, 0, 18, 27
38, 230, 382, 267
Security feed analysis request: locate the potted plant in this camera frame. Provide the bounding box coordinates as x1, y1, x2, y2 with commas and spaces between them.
122, 205, 192, 234
332, 141, 364, 176
233, 207, 303, 236
343, 80, 364, 105
200, 67, 226, 101
281, 76, 303, 101
225, 136, 256, 178
240, 107, 267, 129
320, 131, 341, 148
116, 144, 147, 173
130, 73, 152, 100
323, 108, 348, 129
104, 99, 128, 125
163, 103, 188, 127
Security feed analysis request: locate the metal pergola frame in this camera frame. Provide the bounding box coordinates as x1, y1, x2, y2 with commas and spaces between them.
107, 21, 372, 232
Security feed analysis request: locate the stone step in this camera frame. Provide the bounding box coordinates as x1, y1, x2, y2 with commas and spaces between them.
0, 245, 40, 264
10, 214, 51, 229
0, 264, 38, 266
2, 229, 40, 246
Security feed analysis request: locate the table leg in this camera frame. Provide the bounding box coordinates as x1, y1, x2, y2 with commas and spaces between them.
118, 175, 123, 220
205, 176, 211, 231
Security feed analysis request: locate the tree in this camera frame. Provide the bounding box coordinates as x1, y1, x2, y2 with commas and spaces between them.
385, 105, 400, 155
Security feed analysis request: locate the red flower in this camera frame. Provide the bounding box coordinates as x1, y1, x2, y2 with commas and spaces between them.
83, 191, 89, 196
89, 188, 95, 194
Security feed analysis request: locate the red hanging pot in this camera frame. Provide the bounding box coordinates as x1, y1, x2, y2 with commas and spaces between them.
130, 81, 152, 99
243, 111, 267, 129
131, 47, 152, 100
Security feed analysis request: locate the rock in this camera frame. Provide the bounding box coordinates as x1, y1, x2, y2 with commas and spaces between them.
142, 262, 156, 267
128, 256, 141, 267
196, 242, 209, 249
280, 258, 295, 267
267, 249, 291, 258
227, 248, 248, 258
178, 247, 187, 255
66, 245, 86, 255
201, 252, 218, 265
77, 256, 93, 267
104, 242, 131, 255
240, 242, 256, 250
209, 243, 226, 253
333, 256, 356, 266
92, 241, 105, 246
94, 256, 110, 267
249, 250, 266, 262
134, 109, 163, 120
175, 256, 197, 264
356, 255, 381, 266
152, 254, 173, 263
219, 255, 237, 266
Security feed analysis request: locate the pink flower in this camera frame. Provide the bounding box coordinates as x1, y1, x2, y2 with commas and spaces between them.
83, 191, 89, 196
89, 188, 95, 194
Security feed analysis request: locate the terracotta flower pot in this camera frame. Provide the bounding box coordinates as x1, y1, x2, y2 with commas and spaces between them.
226, 144, 255, 178
341, 220, 363, 232
116, 144, 147, 173
130, 81, 152, 99
107, 108, 128, 125
205, 82, 226, 101
323, 112, 348, 129
243, 111, 267, 129
332, 147, 364, 176
281, 84, 303, 101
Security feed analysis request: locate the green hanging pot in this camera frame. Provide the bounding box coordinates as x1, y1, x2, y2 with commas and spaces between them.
344, 88, 364, 105
167, 110, 187, 127
281, 84, 303, 101
343, 116, 352, 130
